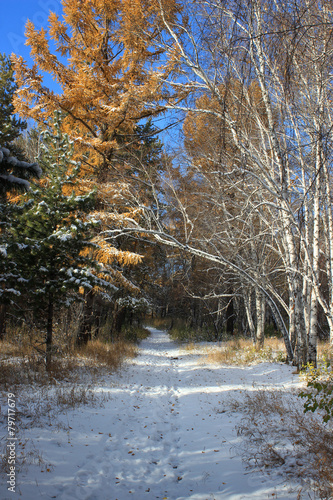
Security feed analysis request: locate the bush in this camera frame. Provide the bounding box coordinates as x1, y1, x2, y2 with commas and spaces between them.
234, 389, 333, 499
299, 360, 333, 423
121, 325, 150, 343
169, 319, 215, 343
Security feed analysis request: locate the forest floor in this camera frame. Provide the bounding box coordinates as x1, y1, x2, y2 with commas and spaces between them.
1, 327, 331, 499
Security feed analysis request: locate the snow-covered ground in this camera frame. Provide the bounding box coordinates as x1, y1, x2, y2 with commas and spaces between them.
1, 328, 310, 499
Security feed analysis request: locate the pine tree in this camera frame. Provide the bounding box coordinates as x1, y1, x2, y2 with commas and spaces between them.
0, 53, 41, 198
0, 146, 41, 197
0, 54, 42, 338
7, 112, 114, 367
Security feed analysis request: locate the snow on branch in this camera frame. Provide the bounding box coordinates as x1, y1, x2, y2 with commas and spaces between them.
0, 147, 42, 191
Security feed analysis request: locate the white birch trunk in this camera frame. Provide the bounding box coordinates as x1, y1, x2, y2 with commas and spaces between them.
244, 289, 256, 341
255, 287, 265, 348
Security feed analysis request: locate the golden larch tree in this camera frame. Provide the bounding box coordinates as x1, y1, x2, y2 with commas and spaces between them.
12, 0, 183, 180
11, 0, 183, 338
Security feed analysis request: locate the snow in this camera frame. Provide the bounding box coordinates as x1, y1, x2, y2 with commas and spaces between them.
0, 174, 30, 189
0, 328, 313, 499
51, 230, 73, 241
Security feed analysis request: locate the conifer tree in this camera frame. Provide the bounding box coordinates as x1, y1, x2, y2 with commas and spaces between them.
7, 112, 114, 367
0, 53, 41, 197
0, 146, 41, 197
0, 148, 42, 339
12, 0, 183, 179
0, 53, 26, 150
11, 1, 173, 332
0, 54, 42, 338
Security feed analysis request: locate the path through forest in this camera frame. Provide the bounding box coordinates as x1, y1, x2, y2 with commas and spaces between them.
3, 328, 304, 499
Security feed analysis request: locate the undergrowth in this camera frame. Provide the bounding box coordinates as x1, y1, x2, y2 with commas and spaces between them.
0, 334, 138, 390
144, 316, 172, 330
168, 321, 288, 364
0, 325, 144, 477
169, 321, 216, 343
231, 389, 333, 499
299, 356, 333, 423
206, 337, 287, 365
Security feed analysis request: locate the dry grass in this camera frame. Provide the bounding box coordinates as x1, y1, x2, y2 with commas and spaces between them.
0, 325, 138, 390
1, 435, 55, 476
232, 389, 333, 499
206, 336, 286, 365
183, 342, 197, 352
0, 326, 140, 478
77, 339, 137, 369
318, 341, 333, 364
0, 377, 102, 477
0, 334, 137, 432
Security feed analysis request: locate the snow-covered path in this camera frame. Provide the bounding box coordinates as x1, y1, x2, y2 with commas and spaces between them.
2, 328, 303, 499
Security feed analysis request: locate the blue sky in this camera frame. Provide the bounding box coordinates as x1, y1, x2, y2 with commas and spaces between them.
1, 0, 62, 59
1, 0, 63, 92
0, 0, 180, 139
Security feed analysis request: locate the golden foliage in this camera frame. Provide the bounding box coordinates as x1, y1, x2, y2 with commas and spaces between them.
183, 79, 268, 171
82, 239, 143, 267
10, 0, 183, 296
12, 0, 183, 178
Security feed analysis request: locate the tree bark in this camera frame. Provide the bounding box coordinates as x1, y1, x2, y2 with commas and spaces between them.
46, 293, 53, 371
226, 291, 234, 335
255, 287, 265, 348
76, 290, 94, 347
0, 304, 6, 340
244, 289, 256, 341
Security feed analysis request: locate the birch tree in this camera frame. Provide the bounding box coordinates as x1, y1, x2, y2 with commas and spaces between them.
121, 0, 333, 366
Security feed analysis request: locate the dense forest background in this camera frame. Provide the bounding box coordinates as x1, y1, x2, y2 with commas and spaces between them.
1, 0, 333, 369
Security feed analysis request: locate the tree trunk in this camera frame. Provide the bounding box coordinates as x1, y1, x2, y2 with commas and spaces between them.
226, 291, 234, 335
46, 293, 53, 371
0, 304, 6, 340
255, 287, 265, 348
110, 301, 126, 340
293, 282, 307, 370
215, 297, 224, 340
244, 290, 255, 341
76, 290, 94, 347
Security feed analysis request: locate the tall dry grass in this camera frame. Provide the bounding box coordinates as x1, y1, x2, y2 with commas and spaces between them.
204, 337, 333, 367
232, 389, 333, 499
205, 336, 287, 365
0, 326, 138, 390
